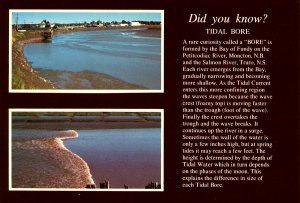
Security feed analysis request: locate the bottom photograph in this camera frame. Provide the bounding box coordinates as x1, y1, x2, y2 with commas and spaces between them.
9, 109, 163, 191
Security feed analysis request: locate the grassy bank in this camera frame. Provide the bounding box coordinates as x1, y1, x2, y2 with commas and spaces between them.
12, 32, 30, 89
12, 31, 57, 89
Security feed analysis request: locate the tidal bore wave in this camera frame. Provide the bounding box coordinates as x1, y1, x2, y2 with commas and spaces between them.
12, 130, 94, 188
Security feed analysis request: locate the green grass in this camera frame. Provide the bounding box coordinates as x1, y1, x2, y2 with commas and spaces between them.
12, 31, 32, 43
12, 64, 25, 89
12, 31, 25, 43
12, 31, 28, 89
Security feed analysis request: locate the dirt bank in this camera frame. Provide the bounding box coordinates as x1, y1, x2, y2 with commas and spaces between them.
124, 27, 161, 38
36, 69, 145, 90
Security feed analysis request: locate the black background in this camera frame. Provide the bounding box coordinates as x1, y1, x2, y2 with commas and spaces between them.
0, 0, 299, 202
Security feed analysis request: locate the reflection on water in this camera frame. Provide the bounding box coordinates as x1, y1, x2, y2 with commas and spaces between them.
63, 128, 161, 189
23, 29, 161, 89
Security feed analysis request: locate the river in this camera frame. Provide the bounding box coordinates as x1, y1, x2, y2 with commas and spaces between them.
23, 29, 161, 89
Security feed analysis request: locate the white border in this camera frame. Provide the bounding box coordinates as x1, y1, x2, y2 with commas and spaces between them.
9, 108, 164, 192
9, 10, 164, 93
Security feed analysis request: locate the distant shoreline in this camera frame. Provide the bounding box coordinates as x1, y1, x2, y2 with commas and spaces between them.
53, 25, 161, 37
12, 118, 161, 130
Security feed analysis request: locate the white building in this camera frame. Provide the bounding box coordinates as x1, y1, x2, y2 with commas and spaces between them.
40, 22, 46, 28
129, 21, 142, 26
120, 23, 128, 26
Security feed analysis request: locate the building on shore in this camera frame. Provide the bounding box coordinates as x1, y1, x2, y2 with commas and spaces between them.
129, 21, 142, 26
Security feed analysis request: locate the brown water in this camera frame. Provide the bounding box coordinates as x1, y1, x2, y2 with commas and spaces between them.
63, 128, 161, 189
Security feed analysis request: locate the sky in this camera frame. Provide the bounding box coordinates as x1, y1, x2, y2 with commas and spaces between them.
12, 11, 162, 24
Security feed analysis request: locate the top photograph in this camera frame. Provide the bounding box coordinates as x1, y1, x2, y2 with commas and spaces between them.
9, 10, 164, 93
